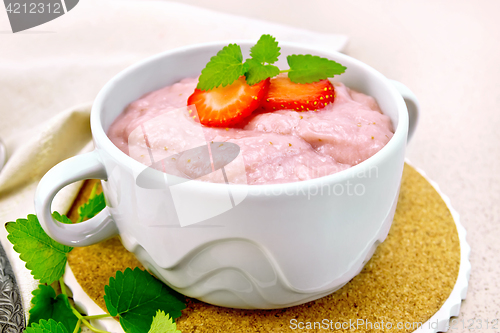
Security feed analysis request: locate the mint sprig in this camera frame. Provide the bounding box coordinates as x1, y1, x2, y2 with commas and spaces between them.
5, 214, 73, 284
148, 310, 182, 333
287, 54, 347, 84
249, 34, 281, 64
25, 319, 69, 333
28, 285, 80, 332
5, 185, 185, 333
244, 34, 282, 85
77, 183, 106, 222
197, 43, 247, 91
244, 58, 280, 85
196, 34, 346, 91
53, 211, 73, 224
104, 268, 185, 333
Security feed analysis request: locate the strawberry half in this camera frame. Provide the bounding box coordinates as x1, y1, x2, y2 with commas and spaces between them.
261, 74, 335, 112
187, 76, 270, 127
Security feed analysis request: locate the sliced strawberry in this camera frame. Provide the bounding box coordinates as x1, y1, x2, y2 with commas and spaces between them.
187, 76, 270, 127
261, 74, 335, 112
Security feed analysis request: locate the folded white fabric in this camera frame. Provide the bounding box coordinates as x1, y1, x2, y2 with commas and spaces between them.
0, 0, 348, 321
0, 104, 93, 321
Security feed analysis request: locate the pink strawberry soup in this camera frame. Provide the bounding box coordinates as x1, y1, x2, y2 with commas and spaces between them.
107, 78, 394, 185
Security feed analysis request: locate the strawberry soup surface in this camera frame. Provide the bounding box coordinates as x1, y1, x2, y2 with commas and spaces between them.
107, 78, 394, 185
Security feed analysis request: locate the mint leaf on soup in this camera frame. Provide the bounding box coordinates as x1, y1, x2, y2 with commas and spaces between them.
197, 44, 246, 91
25, 319, 69, 333
28, 284, 80, 333
5, 214, 73, 284
195, 34, 347, 90
244, 59, 279, 85
249, 34, 281, 64
287, 54, 346, 84
148, 310, 182, 333
104, 268, 186, 333
244, 34, 281, 85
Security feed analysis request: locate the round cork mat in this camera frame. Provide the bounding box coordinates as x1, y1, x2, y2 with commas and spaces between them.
66, 164, 461, 332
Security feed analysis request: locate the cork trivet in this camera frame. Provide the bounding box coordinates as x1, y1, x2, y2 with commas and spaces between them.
67, 164, 460, 332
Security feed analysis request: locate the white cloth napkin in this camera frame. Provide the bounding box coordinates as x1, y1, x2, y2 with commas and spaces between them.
0, 0, 348, 321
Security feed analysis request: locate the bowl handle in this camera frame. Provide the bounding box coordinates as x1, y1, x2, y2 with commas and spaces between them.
35, 151, 118, 247
390, 80, 420, 142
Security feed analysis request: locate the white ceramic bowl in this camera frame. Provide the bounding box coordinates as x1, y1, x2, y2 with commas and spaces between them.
35, 41, 419, 309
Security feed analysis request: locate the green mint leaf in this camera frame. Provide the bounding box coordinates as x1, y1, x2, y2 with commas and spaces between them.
287, 54, 347, 83
77, 184, 105, 222
28, 284, 80, 333
242, 59, 250, 74
244, 59, 279, 86
197, 44, 245, 91
104, 268, 186, 333
148, 310, 181, 333
249, 34, 280, 64
52, 212, 73, 224
25, 319, 69, 333
5, 214, 73, 284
